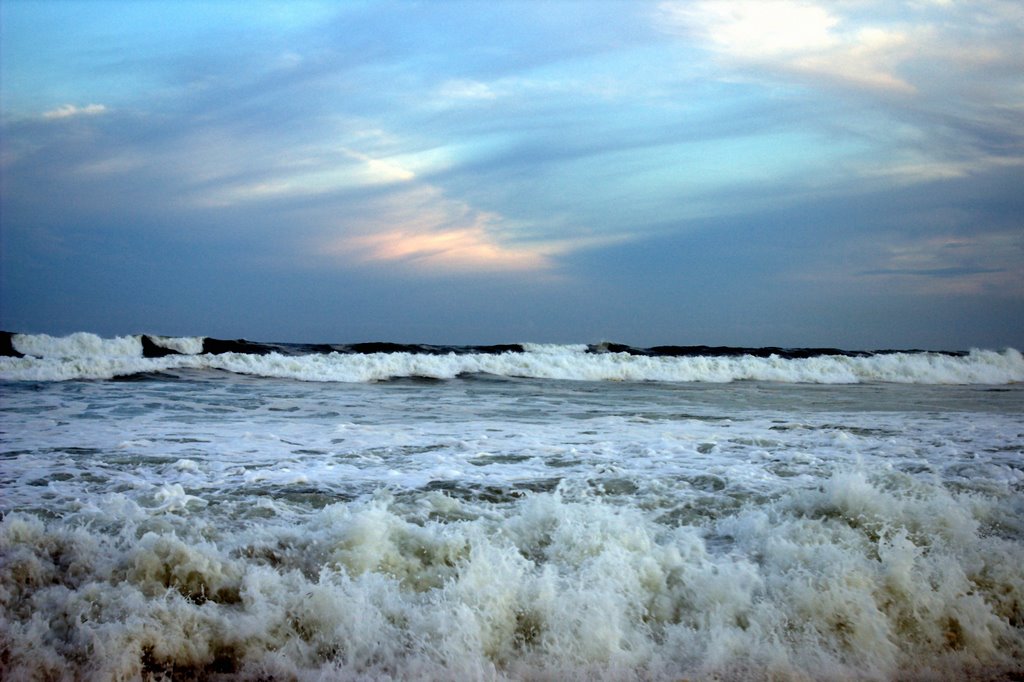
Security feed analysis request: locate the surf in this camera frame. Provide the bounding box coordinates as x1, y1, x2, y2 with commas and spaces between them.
2, 332, 1021, 384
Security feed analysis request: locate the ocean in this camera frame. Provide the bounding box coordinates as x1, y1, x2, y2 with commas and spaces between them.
2, 332, 1023, 680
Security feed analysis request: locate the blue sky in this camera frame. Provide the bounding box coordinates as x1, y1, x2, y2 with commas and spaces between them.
1, 0, 1022, 348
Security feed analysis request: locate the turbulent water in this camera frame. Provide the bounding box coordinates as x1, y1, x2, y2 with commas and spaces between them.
2, 333, 1023, 680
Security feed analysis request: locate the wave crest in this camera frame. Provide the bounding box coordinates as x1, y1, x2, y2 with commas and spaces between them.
1, 332, 1021, 384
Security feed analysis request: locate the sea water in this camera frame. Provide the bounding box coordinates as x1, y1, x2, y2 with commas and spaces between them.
1, 333, 1023, 680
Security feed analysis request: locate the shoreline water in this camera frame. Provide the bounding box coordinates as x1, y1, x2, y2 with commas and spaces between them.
2, 333, 1022, 679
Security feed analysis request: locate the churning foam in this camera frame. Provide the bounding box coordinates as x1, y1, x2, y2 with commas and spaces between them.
2, 470, 1022, 680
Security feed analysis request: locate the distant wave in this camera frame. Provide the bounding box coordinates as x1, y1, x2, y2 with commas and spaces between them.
1, 332, 1021, 384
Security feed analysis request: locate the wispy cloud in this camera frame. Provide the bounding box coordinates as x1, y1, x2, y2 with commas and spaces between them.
316, 184, 557, 273
42, 103, 107, 120
658, 0, 1024, 190
333, 226, 550, 273
198, 148, 418, 208
436, 79, 499, 102
859, 266, 1005, 278
657, 1, 916, 93
855, 154, 1024, 185
796, 231, 1024, 297
160, 120, 561, 272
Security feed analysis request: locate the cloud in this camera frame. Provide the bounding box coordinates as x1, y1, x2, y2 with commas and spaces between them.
199, 154, 412, 207
317, 185, 556, 273
657, 0, 1024, 102
657, 1, 916, 93
186, 139, 424, 208
855, 154, 1024, 185
670, 1, 839, 57
436, 79, 498, 102
342, 149, 417, 183
42, 103, 108, 120
859, 266, 1005, 278
334, 225, 549, 273
137, 113, 566, 274
657, 0, 1024, 193
8, 81, 569, 276
810, 230, 1024, 297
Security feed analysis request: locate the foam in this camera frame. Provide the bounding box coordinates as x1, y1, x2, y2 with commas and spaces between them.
2, 471, 1022, 680
149, 335, 206, 355
11, 331, 144, 358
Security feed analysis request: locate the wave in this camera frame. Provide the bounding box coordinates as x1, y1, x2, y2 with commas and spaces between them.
1, 332, 1021, 384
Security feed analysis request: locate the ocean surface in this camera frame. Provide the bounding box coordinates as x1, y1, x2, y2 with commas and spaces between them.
2, 332, 1023, 680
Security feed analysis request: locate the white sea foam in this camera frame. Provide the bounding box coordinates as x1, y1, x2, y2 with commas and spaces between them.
150, 334, 206, 355
2, 332, 1022, 384
1, 471, 1021, 680
11, 331, 144, 358
9, 332, 206, 358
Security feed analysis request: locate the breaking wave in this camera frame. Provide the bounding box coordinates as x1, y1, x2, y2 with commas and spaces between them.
1, 332, 1021, 384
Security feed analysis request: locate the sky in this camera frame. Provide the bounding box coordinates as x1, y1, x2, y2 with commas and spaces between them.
1, 0, 1022, 349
